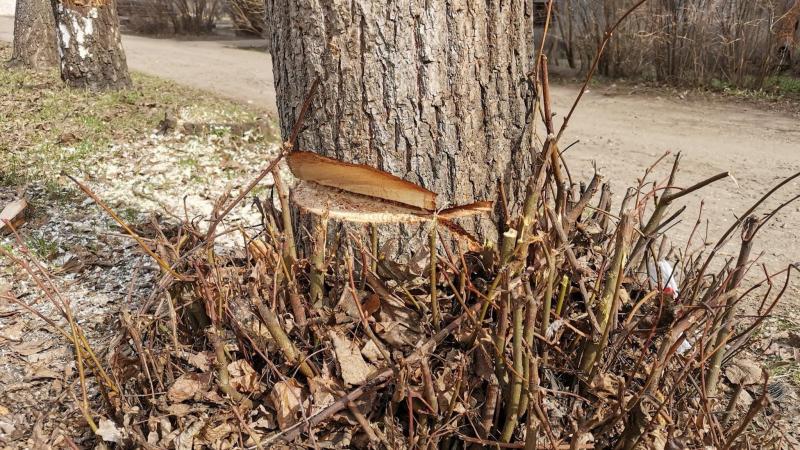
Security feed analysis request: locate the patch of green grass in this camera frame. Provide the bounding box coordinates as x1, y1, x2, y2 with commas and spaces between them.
773, 317, 800, 333
707, 74, 800, 100
178, 157, 200, 169
210, 125, 232, 137
119, 207, 140, 223
708, 78, 777, 100
767, 75, 800, 95
24, 235, 59, 261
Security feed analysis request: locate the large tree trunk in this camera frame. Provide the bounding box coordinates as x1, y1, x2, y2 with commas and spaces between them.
9, 0, 59, 69
52, 0, 130, 90
268, 1, 537, 249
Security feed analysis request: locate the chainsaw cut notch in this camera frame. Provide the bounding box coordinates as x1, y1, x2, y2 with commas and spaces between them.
291, 181, 430, 224
287, 151, 437, 211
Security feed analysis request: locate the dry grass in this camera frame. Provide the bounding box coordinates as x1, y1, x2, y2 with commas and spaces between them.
0, 43, 268, 194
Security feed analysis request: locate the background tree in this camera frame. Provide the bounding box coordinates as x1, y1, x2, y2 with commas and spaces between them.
9, 0, 59, 69
267, 0, 537, 248
52, 0, 130, 90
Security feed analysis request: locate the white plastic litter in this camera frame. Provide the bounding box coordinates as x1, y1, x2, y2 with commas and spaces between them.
545, 319, 565, 340
676, 336, 693, 355
647, 260, 679, 298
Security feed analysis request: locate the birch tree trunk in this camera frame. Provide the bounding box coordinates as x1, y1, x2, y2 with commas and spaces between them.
9, 0, 59, 69
267, 0, 537, 249
52, 0, 130, 90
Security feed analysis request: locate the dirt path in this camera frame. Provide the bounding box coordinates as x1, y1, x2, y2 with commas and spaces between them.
553, 86, 800, 282
2, 15, 799, 281
0, 16, 277, 114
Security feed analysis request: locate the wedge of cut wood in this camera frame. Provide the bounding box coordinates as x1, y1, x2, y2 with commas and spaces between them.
0, 198, 27, 233
291, 181, 493, 224
287, 151, 437, 211
292, 181, 486, 250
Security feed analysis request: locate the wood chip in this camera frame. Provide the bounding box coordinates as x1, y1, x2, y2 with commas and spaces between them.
0, 198, 27, 233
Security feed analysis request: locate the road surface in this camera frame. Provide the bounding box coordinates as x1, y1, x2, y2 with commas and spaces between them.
0, 16, 276, 114
2, 15, 799, 278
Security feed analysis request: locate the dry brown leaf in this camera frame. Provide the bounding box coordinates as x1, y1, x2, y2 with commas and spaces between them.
165, 403, 193, 418
375, 295, 424, 350
200, 421, 235, 444
318, 429, 353, 448
308, 376, 338, 415
590, 372, 625, 399
174, 418, 205, 450
287, 151, 437, 210
0, 405, 9, 415
375, 320, 420, 350
186, 352, 211, 372
270, 379, 305, 431
0, 321, 25, 342
336, 288, 365, 319
361, 293, 381, 318
250, 405, 277, 431
724, 359, 763, 386
26, 346, 67, 364
58, 131, 80, 145
26, 366, 60, 381
248, 239, 270, 261
0, 198, 27, 233
640, 431, 668, 450
228, 360, 264, 394
11, 339, 52, 357
329, 330, 374, 386
168, 373, 209, 403
361, 340, 384, 363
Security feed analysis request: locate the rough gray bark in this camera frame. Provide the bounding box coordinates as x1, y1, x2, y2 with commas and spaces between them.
52, 0, 131, 90
267, 0, 537, 248
9, 0, 59, 69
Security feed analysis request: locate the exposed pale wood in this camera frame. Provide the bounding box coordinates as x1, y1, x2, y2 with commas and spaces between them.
291, 181, 492, 226
287, 151, 437, 211
439, 201, 494, 220
291, 181, 430, 224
